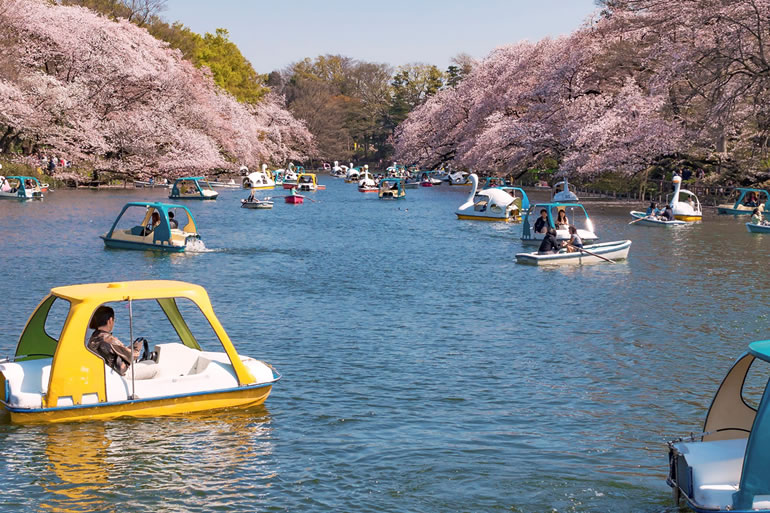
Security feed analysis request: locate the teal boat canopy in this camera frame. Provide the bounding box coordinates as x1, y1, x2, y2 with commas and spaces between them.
104, 201, 197, 245
522, 202, 590, 238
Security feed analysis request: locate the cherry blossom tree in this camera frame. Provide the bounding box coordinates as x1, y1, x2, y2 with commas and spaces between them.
0, 0, 313, 179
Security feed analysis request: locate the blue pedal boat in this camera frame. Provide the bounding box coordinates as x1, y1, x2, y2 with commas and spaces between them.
169, 177, 218, 200
668, 340, 770, 512
100, 202, 201, 252
717, 188, 770, 215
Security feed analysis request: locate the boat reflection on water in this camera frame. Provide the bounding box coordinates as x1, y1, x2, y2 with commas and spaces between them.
37, 408, 275, 512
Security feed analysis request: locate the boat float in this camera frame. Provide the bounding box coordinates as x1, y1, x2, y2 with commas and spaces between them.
455, 173, 529, 222
667, 340, 770, 513
0, 280, 280, 423
169, 177, 218, 200
515, 240, 631, 266
101, 202, 201, 252
521, 202, 598, 246
629, 211, 687, 226
717, 188, 770, 215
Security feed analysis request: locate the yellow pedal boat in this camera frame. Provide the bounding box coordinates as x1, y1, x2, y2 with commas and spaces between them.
0, 280, 280, 423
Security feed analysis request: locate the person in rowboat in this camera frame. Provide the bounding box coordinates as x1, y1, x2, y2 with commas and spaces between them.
565, 225, 583, 253
660, 205, 674, 221
538, 228, 561, 254
751, 208, 764, 225
646, 201, 659, 216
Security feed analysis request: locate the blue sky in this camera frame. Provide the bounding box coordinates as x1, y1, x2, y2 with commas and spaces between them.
164, 0, 599, 72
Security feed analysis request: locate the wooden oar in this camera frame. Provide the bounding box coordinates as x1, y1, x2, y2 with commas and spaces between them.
566, 243, 616, 264
628, 216, 648, 225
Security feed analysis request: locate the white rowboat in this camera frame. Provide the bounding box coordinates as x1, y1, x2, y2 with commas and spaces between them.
515, 240, 632, 266
629, 211, 687, 226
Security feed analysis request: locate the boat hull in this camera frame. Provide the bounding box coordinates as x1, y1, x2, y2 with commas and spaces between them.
456, 213, 520, 222
285, 196, 303, 204
674, 214, 702, 222
241, 201, 273, 209
515, 240, 631, 266
358, 187, 378, 193
101, 236, 188, 252
4, 383, 274, 423
283, 183, 298, 189
747, 222, 770, 233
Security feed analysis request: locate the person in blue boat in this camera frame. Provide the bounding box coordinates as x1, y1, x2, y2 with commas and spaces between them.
534, 209, 549, 233
538, 228, 561, 254
660, 205, 674, 221
745, 191, 759, 207
646, 201, 659, 216
751, 208, 764, 225
168, 211, 178, 229
142, 211, 161, 236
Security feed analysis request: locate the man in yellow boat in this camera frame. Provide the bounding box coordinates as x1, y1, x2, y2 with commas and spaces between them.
87, 306, 158, 379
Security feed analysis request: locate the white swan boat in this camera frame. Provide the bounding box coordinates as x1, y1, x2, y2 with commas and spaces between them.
447, 171, 471, 186
515, 240, 631, 266
242, 164, 276, 190
455, 173, 527, 222
345, 164, 361, 183
358, 171, 378, 192
551, 177, 579, 202
629, 211, 687, 226
669, 175, 702, 221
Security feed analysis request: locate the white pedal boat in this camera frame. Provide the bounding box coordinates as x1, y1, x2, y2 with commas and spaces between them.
515, 240, 631, 266
630, 211, 687, 226
667, 340, 770, 513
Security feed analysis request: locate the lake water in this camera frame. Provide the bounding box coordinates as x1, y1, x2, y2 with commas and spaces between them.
0, 179, 768, 512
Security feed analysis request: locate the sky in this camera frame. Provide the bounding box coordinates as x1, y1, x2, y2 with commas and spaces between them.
164, 0, 599, 73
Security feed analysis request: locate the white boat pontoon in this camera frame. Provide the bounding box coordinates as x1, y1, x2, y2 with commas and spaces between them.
629, 211, 687, 226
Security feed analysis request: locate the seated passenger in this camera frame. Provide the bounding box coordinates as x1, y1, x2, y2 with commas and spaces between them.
538, 228, 561, 255
646, 202, 658, 216
565, 225, 583, 252
533, 209, 549, 233
168, 211, 179, 229
660, 205, 674, 221
745, 192, 759, 207
87, 306, 157, 379
555, 209, 569, 229
751, 208, 763, 225
142, 211, 161, 236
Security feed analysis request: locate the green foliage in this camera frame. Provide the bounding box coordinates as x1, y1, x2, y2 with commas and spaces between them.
63, 1, 267, 105
194, 29, 267, 104
389, 64, 444, 127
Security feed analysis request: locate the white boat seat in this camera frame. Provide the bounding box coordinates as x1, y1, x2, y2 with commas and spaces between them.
153, 343, 206, 378
675, 438, 747, 509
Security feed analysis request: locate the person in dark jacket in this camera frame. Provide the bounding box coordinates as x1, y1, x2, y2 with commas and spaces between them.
538, 228, 561, 254
661, 205, 674, 221
533, 209, 549, 233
